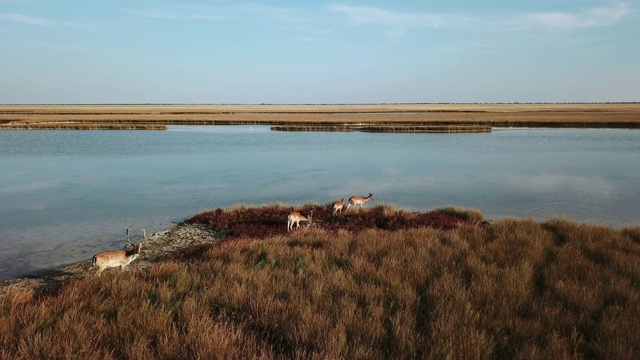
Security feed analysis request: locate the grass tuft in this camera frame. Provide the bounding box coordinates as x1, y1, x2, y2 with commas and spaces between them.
431, 205, 484, 224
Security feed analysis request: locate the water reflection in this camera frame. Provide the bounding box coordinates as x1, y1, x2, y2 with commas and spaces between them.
0, 126, 639, 280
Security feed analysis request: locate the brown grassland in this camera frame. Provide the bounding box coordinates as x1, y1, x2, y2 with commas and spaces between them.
1, 204, 639, 359
1, 103, 640, 130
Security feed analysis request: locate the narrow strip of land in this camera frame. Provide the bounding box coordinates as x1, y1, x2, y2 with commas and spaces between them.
1, 103, 639, 130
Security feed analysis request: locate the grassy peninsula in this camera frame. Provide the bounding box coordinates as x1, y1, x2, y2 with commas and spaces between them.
1, 204, 639, 359
1, 103, 639, 131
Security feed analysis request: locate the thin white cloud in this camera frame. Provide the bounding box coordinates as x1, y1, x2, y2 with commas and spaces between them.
0, 0, 40, 5
122, 3, 305, 24
122, 9, 179, 21
516, 3, 630, 29
120, 8, 222, 22
327, 3, 476, 30
241, 3, 297, 22
0, 12, 91, 28
328, 2, 630, 32
0, 12, 54, 27
192, 14, 222, 21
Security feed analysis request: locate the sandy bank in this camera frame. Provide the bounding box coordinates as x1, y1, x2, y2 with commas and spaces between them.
0, 223, 224, 298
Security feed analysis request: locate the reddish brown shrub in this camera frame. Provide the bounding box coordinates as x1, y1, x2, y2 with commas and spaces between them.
186, 204, 473, 240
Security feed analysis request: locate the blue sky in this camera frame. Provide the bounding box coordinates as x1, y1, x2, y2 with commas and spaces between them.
1, 1, 638, 104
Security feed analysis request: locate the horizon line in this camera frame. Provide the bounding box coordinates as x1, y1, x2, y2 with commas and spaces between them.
2, 101, 639, 106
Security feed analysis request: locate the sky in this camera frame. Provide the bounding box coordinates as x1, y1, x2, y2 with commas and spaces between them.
1, 1, 639, 104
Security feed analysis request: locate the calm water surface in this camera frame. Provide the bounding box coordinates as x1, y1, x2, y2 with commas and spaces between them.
1, 126, 639, 280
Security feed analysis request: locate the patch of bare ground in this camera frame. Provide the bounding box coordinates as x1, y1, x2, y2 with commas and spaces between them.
0, 223, 223, 298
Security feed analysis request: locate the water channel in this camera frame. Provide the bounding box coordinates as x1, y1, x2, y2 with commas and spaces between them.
1, 126, 639, 280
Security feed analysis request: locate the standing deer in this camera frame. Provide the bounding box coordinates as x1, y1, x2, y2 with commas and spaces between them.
345, 193, 374, 211
92, 228, 146, 277
333, 198, 345, 216
287, 210, 313, 232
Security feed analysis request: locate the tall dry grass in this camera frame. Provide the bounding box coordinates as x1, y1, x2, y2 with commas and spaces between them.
0, 123, 167, 130
2, 103, 640, 130
270, 125, 492, 133
1, 210, 639, 359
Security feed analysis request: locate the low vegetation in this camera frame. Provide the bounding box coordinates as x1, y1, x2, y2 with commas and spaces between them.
186, 203, 478, 240
0, 123, 167, 130
359, 125, 492, 133
270, 125, 492, 133
2, 103, 640, 130
1, 204, 639, 359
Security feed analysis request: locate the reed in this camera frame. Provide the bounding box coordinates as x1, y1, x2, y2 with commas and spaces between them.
270, 125, 357, 132
1, 205, 638, 359
0, 123, 167, 130
270, 125, 492, 133
2, 103, 640, 130
359, 125, 492, 133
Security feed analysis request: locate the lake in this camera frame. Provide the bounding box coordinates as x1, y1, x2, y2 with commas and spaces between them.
1, 126, 639, 280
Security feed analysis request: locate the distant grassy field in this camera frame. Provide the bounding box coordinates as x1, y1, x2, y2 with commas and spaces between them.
1, 204, 639, 359
1, 103, 639, 130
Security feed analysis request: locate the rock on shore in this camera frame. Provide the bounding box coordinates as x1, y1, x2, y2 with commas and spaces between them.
0, 223, 224, 297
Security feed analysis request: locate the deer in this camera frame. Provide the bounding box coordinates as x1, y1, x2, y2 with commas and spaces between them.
92, 228, 146, 277
333, 198, 345, 216
345, 193, 374, 211
287, 210, 313, 232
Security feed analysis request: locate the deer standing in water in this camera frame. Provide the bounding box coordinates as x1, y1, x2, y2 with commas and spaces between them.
333, 198, 345, 216
287, 210, 313, 232
92, 228, 146, 277
345, 193, 374, 211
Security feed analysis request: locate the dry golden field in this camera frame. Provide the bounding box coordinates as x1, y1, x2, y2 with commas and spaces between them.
1, 103, 639, 130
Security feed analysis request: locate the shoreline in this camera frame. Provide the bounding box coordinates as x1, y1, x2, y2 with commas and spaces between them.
3, 203, 638, 297
0, 223, 224, 298
1, 206, 637, 294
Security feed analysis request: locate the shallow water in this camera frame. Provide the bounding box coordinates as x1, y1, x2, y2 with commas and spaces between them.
1, 126, 639, 280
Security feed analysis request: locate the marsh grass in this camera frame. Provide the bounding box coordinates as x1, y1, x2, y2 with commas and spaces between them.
359, 125, 492, 133
1, 205, 639, 359
431, 205, 485, 224
270, 125, 492, 133
187, 203, 468, 239
2, 104, 640, 130
270, 125, 358, 132
0, 123, 167, 130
